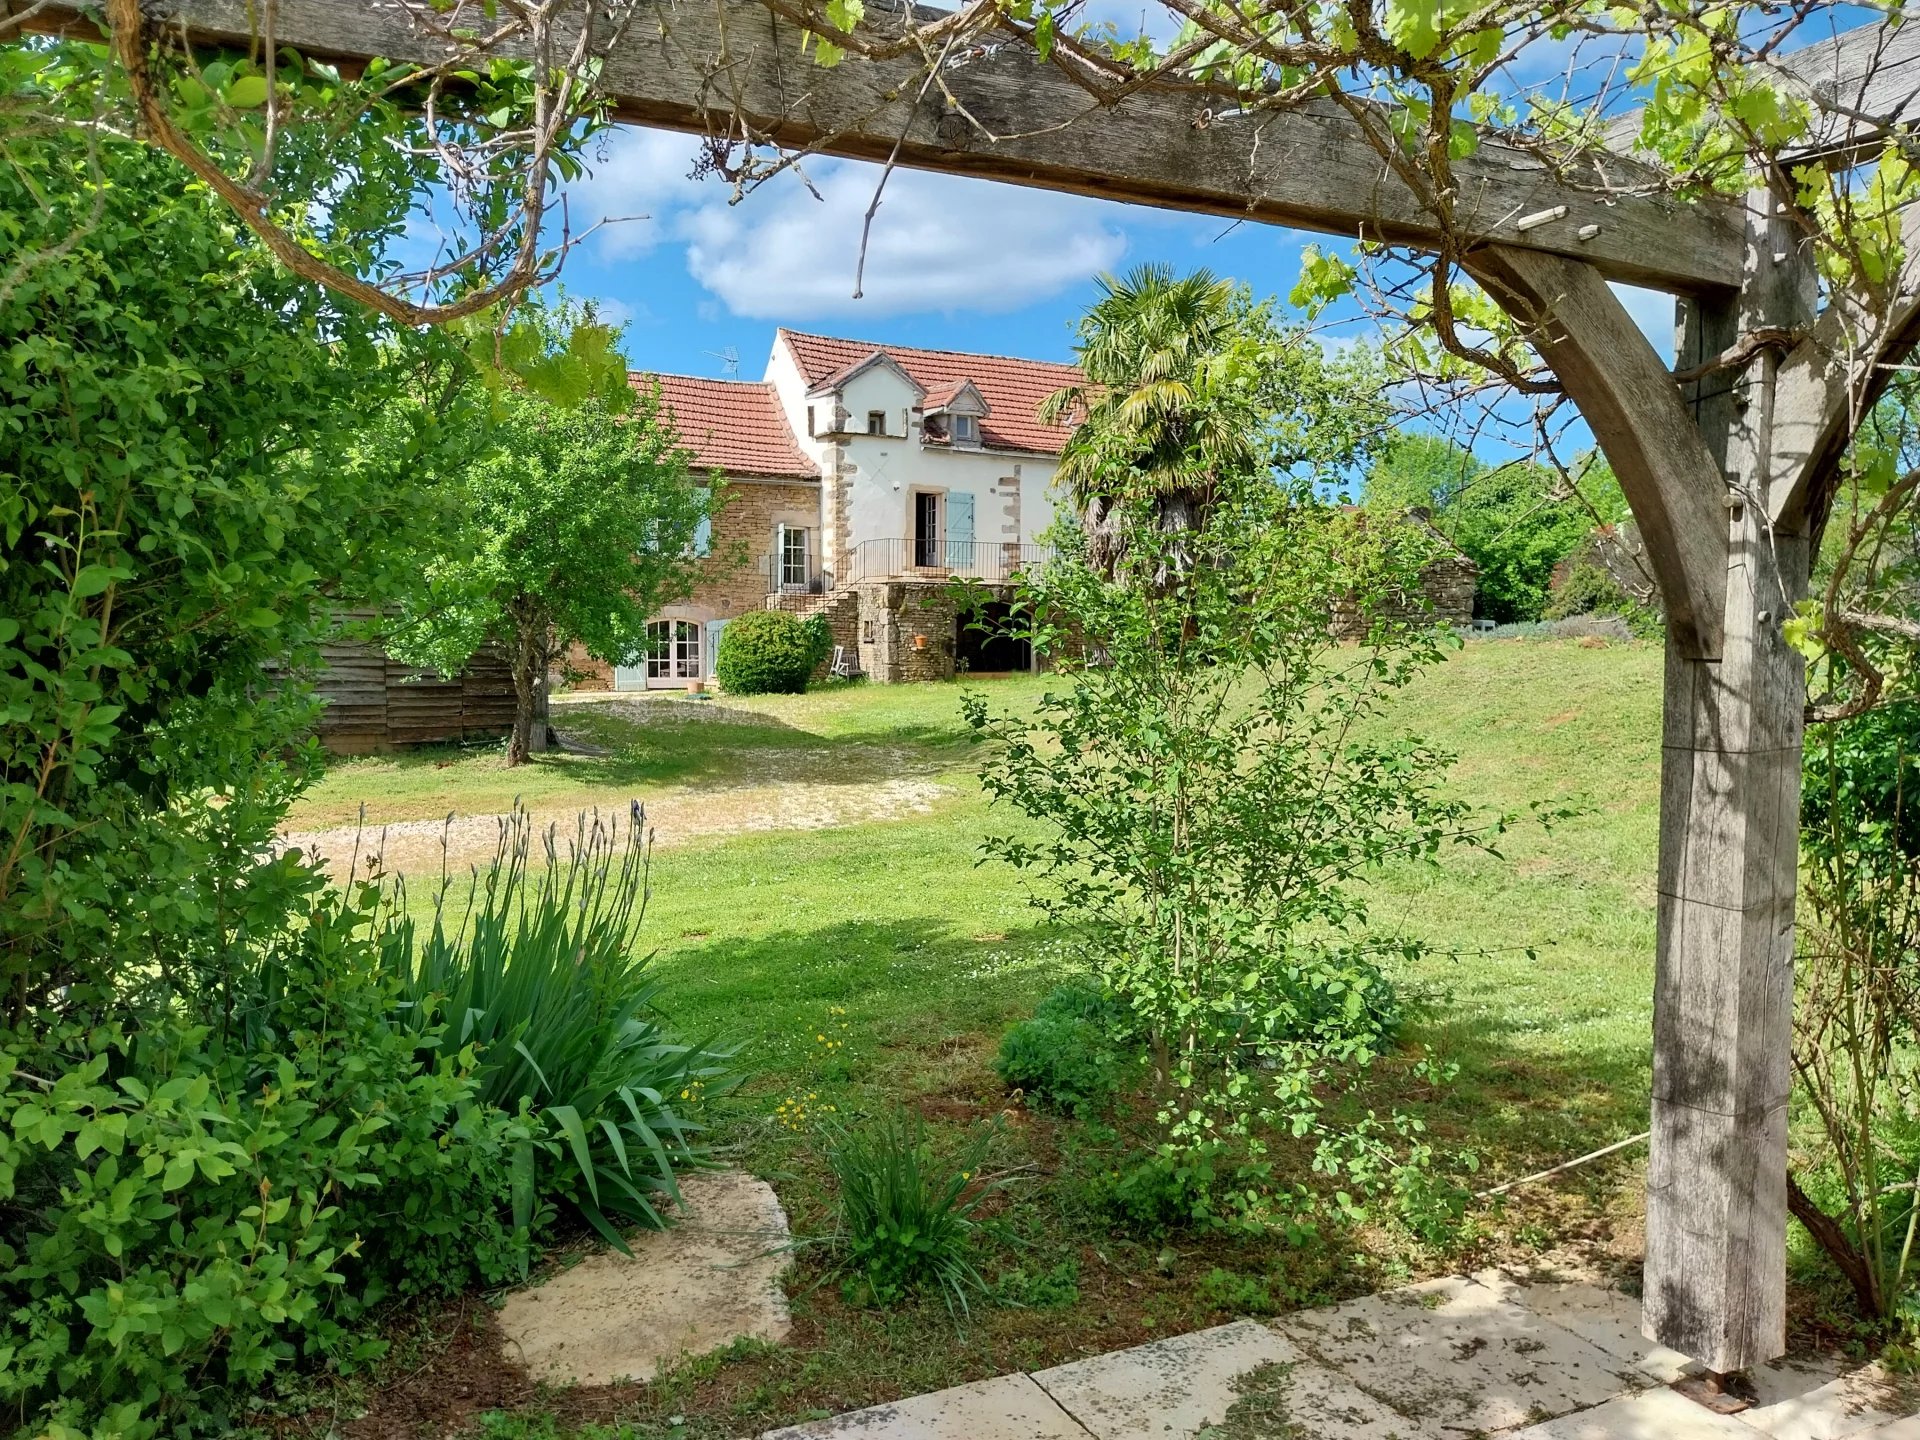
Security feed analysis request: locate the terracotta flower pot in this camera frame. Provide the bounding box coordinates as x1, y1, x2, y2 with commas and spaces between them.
913, 634, 928, 651
686, 679, 706, 695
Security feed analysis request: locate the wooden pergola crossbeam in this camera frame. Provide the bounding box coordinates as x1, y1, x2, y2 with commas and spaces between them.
27, 0, 1748, 293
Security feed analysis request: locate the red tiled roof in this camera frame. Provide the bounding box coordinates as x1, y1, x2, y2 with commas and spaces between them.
779, 330, 1082, 456
631, 373, 817, 481
921, 378, 975, 410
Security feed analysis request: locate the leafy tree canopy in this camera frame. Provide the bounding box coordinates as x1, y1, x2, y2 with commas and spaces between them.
393, 319, 721, 763
0, 117, 466, 1016
1365, 437, 1632, 622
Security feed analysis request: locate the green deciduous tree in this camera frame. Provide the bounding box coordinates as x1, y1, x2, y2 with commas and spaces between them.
395, 365, 721, 765
1364, 440, 1620, 623
1441, 460, 1595, 624
970, 282, 1497, 1239
0, 110, 458, 1022
1363, 432, 1481, 516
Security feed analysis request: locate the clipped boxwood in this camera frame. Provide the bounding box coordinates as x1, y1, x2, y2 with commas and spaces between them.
716, 610, 817, 694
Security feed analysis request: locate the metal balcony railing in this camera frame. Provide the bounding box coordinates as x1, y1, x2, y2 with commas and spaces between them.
841, 538, 1051, 586
759, 553, 828, 596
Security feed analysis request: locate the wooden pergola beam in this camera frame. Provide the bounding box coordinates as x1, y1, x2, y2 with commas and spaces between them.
1468, 246, 1730, 658
29, 0, 1746, 294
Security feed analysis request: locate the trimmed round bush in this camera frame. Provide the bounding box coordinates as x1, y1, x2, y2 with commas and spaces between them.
716, 610, 817, 694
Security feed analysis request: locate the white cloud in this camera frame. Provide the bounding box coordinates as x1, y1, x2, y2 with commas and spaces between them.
570, 127, 723, 259
564, 127, 1129, 320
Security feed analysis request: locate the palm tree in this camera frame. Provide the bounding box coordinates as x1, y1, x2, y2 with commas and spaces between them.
1041, 264, 1257, 575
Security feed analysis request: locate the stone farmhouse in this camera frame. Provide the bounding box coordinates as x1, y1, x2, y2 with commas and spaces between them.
570, 328, 1080, 689
566, 328, 1480, 692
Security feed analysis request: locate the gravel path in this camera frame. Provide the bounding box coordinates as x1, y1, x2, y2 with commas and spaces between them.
278, 774, 947, 879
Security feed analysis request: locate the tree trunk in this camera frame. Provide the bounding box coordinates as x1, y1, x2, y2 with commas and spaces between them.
1787, 1171, 1882, 1320
507, 603, 550, 768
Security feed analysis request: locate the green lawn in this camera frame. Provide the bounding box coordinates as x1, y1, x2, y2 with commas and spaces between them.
311, 639, 1670, 1439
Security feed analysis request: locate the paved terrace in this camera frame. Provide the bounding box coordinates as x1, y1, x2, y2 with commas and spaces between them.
761, 1267, 1919, 1440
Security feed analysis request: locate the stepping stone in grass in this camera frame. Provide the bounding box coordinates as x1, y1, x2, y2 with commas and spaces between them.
496, 1170, 793, 1388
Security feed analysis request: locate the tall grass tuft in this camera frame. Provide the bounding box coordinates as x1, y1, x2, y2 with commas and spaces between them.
376, 801, 736, 1257
827, 1110, 999, 1314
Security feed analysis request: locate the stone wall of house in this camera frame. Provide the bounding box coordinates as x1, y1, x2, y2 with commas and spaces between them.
698, 478, 825, 616
851, 578, 1046, 682
771, 587, 861, 677
857, 579, 958, 683
564, 475, 821, 691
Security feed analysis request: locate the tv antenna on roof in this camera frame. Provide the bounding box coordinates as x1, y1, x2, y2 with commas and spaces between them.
705, 346, 740, 377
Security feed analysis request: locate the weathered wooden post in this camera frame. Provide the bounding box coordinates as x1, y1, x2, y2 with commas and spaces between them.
1641, 194, 1817, 1372
1471, 195, 1816, 1370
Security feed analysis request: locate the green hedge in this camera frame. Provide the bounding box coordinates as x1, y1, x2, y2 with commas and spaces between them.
716, 610, 820, 694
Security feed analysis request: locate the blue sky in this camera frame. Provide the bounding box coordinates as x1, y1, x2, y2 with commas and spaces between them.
546, 123, 1680, 390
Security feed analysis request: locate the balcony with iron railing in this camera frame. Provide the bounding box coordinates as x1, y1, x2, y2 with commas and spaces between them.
840, 537, 1051, 586
763, 538, 1051, 607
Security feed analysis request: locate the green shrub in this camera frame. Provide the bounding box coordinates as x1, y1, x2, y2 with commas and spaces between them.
1198, 1266, 1279, 1316
988, 1257, 1081, 1309
1099, 1150, 1235, 1237
1543, 561, 1662, 638
968, 438, 1485, 1234
801, 612, 836, 670
716, 611, 817, 694
994, 981, 1126, 1118
0, 916, 526, 1439
377, 804, 737, 1251
1790, 704, 1920, 1328
827, 1111, 997, 1313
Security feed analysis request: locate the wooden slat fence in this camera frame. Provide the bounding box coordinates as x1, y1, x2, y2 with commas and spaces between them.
308, 621, 534, 755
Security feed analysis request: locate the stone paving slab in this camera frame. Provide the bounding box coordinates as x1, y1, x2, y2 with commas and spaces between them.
1860, 1419, 1920, 1438
498, 1171, 792, 1388
761, 1373, 1092, 1438
1472, 1268, 1698, 1385
1507, 1387, 1759, 1438
1739, 1361, 1920, 1440
1031, 1319, 1441, 1439
1274, 1273, 1641, 1434
751, 1270, 1920, 1440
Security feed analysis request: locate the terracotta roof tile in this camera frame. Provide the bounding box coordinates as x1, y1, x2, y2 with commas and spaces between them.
779, 330, 1082, 455
631, 372, 817, 481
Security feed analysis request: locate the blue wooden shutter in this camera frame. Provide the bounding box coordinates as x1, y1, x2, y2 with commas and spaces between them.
692, 490, 713, 557
946, 491, 975, 569
705, 619, 727, 677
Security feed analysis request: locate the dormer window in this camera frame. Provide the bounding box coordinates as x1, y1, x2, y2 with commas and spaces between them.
952, 415, 978, 445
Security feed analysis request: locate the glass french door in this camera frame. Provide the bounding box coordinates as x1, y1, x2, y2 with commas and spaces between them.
913, 491, 941, 567
645, 619, 702, 687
